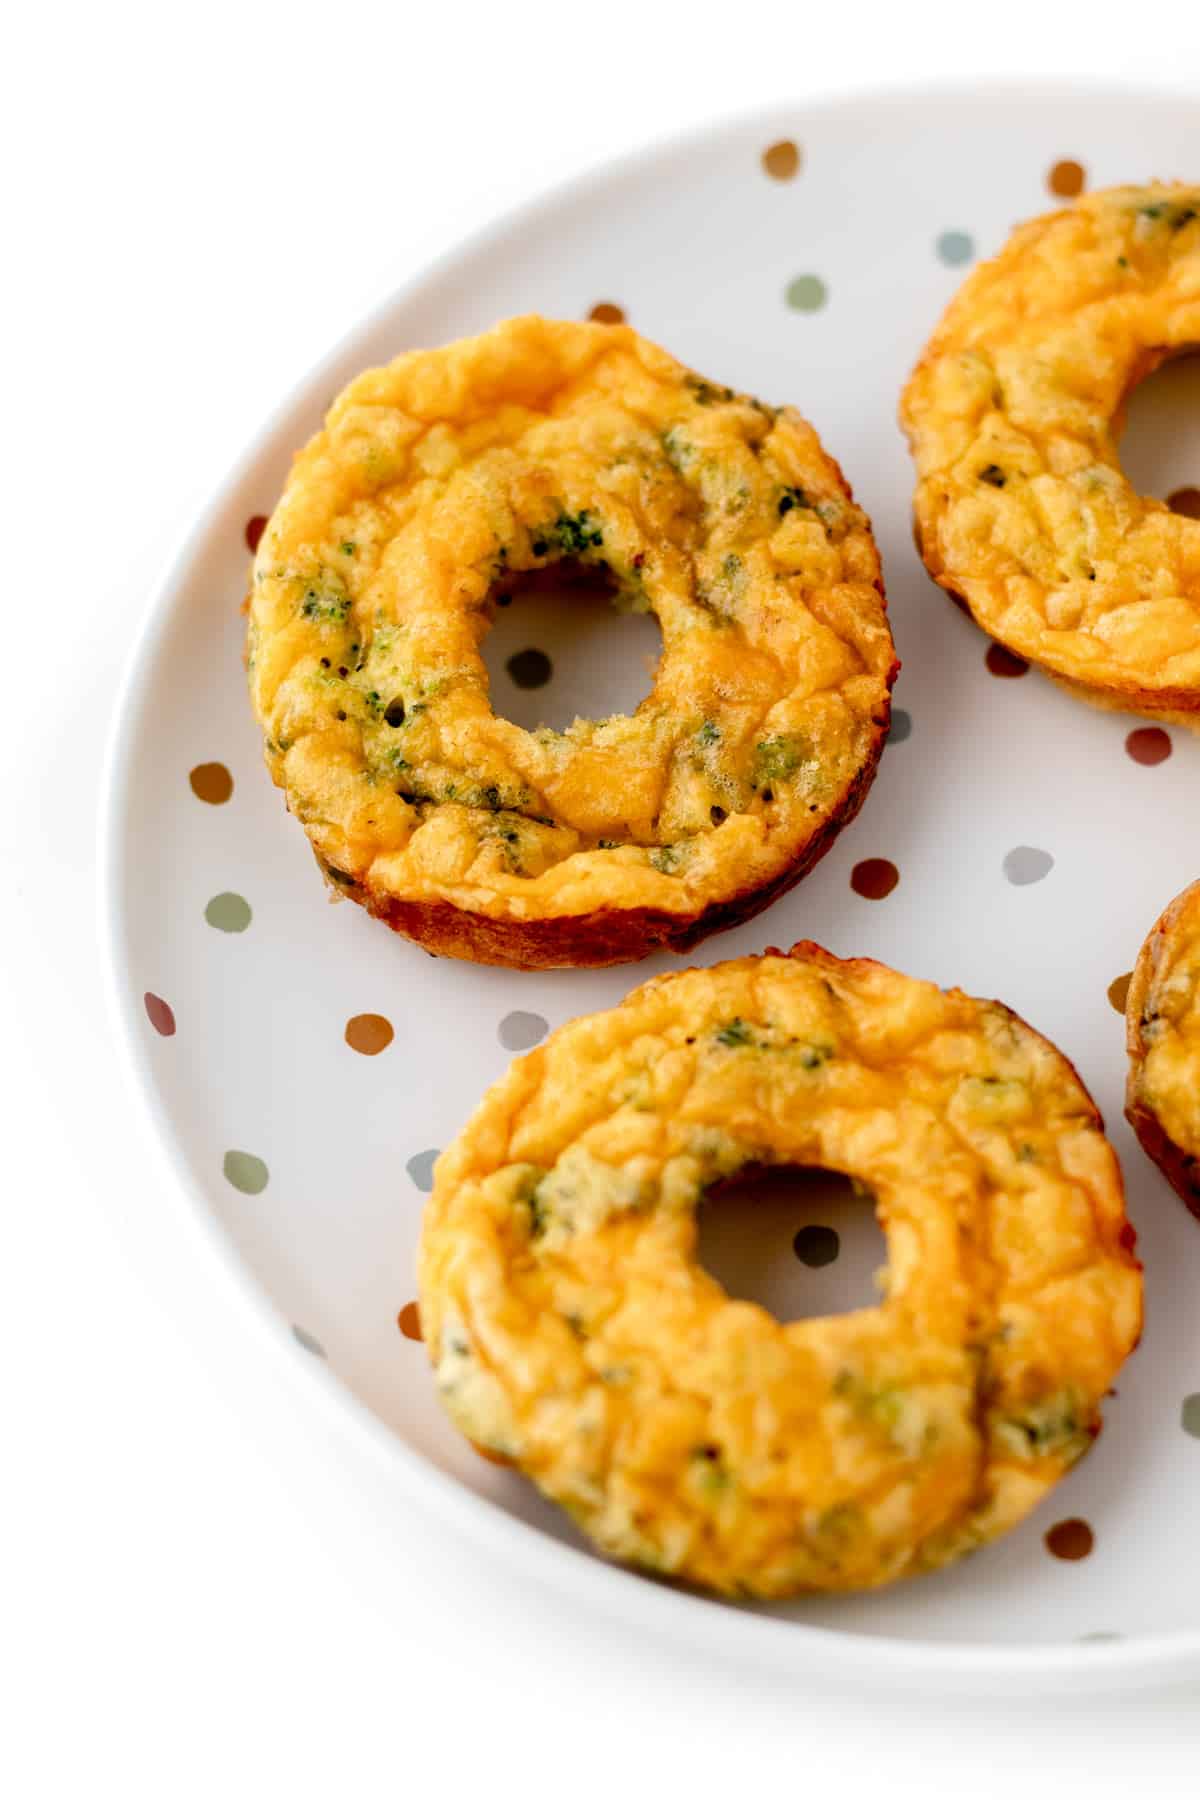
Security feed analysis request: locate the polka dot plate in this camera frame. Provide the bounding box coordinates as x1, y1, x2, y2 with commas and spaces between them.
103, 84, 1200, 1692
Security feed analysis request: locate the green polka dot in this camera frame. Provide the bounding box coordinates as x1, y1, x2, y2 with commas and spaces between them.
936, 230, 974, 266
205, 892, 252, 933
223, 1149, 269, 1194
1182, 1393, 1200, 1437
785, 274, 827, 313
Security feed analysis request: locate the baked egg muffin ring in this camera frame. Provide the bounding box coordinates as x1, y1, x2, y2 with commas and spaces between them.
901, 184, 1200, 718
418, 944, 1141, 1597
1126, 878, 1200, 1219
248, 316, 896, 968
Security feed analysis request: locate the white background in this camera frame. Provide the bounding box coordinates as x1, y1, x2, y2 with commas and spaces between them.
6, 3, 1199, 1792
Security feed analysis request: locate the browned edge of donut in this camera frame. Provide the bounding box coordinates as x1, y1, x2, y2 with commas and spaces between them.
1125, 880, 1200, 1223
313, 668, 897, 969
910, 520, 1200, 726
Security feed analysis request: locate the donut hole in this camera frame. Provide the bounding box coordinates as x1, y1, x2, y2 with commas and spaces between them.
1119, 347, 1200, 506
695, 1164, 884, 1321
482, 558, 662, 733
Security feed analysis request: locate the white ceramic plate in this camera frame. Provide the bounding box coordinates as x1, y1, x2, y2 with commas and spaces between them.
103, 82, 1200, 1692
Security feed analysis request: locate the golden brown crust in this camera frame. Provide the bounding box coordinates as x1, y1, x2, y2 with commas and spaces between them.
317, 720, 885, 966
901, 183, 1200, 721
250, 316, 896, 968
419, 943, 1141, 1595
1125, 880, 1200, 1219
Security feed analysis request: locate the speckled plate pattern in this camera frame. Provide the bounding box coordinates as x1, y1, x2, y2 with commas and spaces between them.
103, 84, 1200, 1692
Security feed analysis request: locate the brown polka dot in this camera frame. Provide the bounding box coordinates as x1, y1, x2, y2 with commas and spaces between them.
397, 1301, 423, 1342
1107, 972, 1132, 1014
1168, 486, 1200, 519
985, 643, 1029, 678
143, 992, 176, 1037
345, 1012, 394, 1056
1048, 159, 1086, 199
1126, 726, 1172, 766
762, 139, 801, 181
470, 1441, 517, 1467
850, 858, 899, 900
1045, 1517, 1094, 1561
588, 301, 625, 324
189, 761, 234, 804
244, 514, 268, 553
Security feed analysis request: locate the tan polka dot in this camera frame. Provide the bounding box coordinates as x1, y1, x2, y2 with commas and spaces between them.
762, 139, 801, 181
397, 1301, 423, 1342
985, 643, 1029, 678
1045, 1517, 1094, 1560
245, 514, 268, 553
1125, 726, 1172, 766
1048, 159, 1086, 199
850, 857, 899, 900
1107, 972, 1132, 1014
345, 1013, 394, 1055
588, 301, 625, 324
1168, 486, 1200, 519
189, 761, 234, 804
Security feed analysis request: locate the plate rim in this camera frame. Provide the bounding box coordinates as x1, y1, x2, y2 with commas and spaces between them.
99, 75, 1200, 1693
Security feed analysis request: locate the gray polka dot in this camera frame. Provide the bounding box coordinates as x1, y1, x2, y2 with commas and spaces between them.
498, 1010, 549, 1051
794, 1224, 840, 1267
407, 1148, 440, 1192
223, 1149, 269, 1194
1003, 846, 1054, 886
205, 891, 252, 932
506, 648, 552, 689
888, 709, 912, 744
936, 229, 975, 266
1181, 1392, 1200, 1437
292, 1324, 326, 1358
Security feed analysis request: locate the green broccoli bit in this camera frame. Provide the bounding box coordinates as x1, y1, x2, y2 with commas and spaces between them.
753, 735, 809, 786
300, 579, 350, 624
715, 1017, 754, 1048
685, 375, 735, 406
550, 510, 604, 555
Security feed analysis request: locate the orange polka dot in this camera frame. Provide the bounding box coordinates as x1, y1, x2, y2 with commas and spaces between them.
1125, 727, 1172, 766
397, 1301, 423, 1342
850, 858, 899, 900
1107, 972, 1132, 1014
588, 302, 625, 324
345, 1013, 394, 1055
1168, 486, 1200, 519
189, 761, 234, 804
762, 139, 801, 181
1048, 159, 1086, 199
1045, 1517, 1094, 1560
245, 515, 268, 553
144, 992, 176, 1037
985, 643, 1029, 678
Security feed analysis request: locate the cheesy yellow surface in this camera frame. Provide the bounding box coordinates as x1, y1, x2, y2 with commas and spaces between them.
247, 317, 894, 957
1127, 879, 1200, 1183
902, 184, 1200, 714
418, 945, 1141, 1597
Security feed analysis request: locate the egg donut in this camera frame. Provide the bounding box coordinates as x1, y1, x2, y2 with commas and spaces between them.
247, 317, 896, 968
901, 184, 1200, 725
418, 943, 1141, 1597
1126, 878, 1200, 1219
